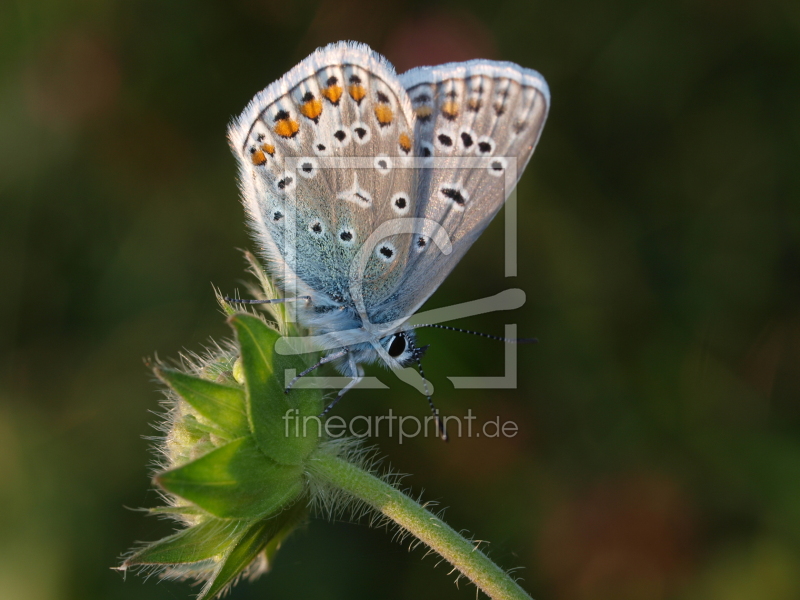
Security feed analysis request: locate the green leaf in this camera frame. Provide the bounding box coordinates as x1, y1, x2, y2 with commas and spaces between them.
183, 415, 234, 442
200, 503, 307, 599
156, 367, 249, 438
124, 518, 251, 566
155, 436, 303, 519
261, 506, 305, 571
228, 314, 322, 465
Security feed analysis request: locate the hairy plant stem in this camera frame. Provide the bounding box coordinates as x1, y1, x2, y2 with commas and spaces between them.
307, 452, 533, 600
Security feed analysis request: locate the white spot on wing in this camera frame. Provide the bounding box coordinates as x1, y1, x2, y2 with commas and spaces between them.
338, 227, 355, 245
308, 219, 325, 236
373, 155, 393, 174
298, 157, 318, 179
476, 136, 495, 156
434, 129, 456, 153
274, 171, 295, 193
332, 127, 351, 148
376, 241, 396, 263
337, 174, 372, 208
487, 157, 507, 177
390, 191, 410, 215
351, 122, 372, 144
438, 183, 468, 211
313, 138, 331, 156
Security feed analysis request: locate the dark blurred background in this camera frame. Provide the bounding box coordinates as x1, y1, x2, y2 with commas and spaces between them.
2, 1, 800, 599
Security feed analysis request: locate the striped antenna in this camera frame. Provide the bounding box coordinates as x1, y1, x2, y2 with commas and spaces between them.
411, 323, 537, 344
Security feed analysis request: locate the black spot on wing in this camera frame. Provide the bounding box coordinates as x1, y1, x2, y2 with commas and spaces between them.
441, 187, 466, 206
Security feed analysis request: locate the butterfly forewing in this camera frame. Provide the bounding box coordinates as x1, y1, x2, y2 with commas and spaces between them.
229, 43, 423, 323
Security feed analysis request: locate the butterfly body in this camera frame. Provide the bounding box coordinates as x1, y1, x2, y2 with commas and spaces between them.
228, 41, 548, 386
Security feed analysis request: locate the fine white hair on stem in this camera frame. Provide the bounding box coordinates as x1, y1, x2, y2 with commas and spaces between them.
304, 439, 517, 596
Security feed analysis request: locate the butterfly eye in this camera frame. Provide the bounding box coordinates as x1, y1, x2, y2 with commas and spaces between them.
387, 333, 407, 358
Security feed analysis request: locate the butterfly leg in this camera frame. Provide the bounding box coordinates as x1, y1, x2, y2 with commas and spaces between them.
319, 356, 363, 418
285, 347, 349, 393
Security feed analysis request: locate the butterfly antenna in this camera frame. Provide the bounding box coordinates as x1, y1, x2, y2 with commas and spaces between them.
412, 324, 538, 344
225, 296, 311, 305
414, 345, 448, 442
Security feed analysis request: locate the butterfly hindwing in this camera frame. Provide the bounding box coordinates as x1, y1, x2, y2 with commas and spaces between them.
367, 61, 550, 324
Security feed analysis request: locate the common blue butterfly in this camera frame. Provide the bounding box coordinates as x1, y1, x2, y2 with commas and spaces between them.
228, 42, 549, 437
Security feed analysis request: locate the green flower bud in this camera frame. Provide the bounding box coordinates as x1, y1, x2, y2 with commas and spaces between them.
122, 253, 534, 600
121, 313, 323, 599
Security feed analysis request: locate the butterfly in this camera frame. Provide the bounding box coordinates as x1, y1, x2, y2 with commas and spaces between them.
227, 41, 549, 438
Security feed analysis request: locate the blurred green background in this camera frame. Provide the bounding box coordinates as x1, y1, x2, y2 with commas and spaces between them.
2, 1, 800, 599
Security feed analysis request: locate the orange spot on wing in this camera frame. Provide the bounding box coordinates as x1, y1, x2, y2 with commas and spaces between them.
415, 105, 433, 119
274, 118, 299, 138
399, 133, 412, 153
348, 84, 366, 103
250, 149, 267, 165
442, 101, 459, 120
300, 98, 323, 121
261, 143, 275, 156
321, 85, 343, 104
374, 103, 393, 126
